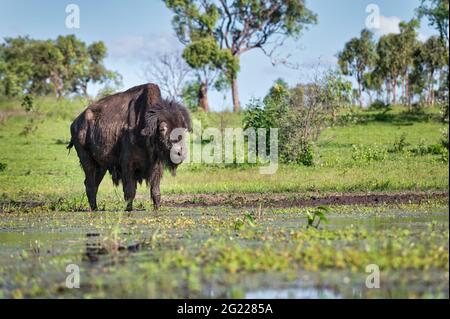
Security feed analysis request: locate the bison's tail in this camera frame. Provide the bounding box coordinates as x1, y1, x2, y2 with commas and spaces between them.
67, 141, 74, 155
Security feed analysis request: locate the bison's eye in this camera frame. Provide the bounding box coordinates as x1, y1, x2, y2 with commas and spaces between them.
159, 122, 168, 136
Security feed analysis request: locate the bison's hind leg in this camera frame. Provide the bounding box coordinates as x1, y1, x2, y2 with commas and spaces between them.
75, 146, 106, 211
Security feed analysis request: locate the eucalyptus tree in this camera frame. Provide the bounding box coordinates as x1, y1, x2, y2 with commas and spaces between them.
397, 20, 420, 107
416, 35, 448, 105
164, 0, 317, 112
338, 29, 377, 107
418, 0, 449, 47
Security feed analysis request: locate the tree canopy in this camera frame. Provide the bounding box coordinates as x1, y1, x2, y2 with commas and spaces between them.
0, 35, 120, 98
164, 0, 317, 112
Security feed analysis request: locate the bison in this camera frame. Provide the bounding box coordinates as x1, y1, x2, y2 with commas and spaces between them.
68, 83, 191, 211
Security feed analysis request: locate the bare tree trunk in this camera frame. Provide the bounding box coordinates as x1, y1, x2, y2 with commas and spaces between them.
401, 76, 406, 106
406, 76, 411, 111
231, 77, 240, 112
393, 78, 397, 105
198, 82, 209, 112
386, 80, 392, 104
357, 81, 363, 108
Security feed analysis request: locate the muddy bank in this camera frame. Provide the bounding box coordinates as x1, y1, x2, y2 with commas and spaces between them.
161, 191, 449, 208
1, 191, 447, 212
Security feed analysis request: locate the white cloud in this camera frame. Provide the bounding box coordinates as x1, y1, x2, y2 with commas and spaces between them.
370, 15, 430, 42
373, 15, 401, 36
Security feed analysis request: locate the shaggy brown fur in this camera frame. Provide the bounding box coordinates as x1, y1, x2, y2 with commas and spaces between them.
68, 83, 191, 211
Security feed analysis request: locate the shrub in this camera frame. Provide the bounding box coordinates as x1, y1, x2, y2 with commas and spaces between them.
0, 162, 6, 172
351, 144, 388, 163
243, 71, 351, 166
369, 99, 390, 110
21, 94, 34, 112
388, 133, 409, 153
441, 127, 449, 150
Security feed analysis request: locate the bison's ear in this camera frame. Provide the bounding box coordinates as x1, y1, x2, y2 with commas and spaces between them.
143, 83, 162, 106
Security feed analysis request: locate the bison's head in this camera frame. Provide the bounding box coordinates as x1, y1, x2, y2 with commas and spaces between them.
141, 100, 192, 175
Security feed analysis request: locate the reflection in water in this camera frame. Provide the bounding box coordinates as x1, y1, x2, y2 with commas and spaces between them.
246, 287, 341, 299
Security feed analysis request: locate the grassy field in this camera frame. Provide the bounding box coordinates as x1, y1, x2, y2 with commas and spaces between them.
0, 97, 448, 203
0, 97, 448, 299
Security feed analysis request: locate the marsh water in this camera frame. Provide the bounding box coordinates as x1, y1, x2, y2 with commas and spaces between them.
0, 205, 448, 299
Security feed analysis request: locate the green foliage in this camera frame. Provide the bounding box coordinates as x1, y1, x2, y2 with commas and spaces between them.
369, 99, 390, 111
21, 95, 34, 112
385, 131, 448, 163
0, 35, 120, 98
441, 127, 449, 149
182, 81, 201, 111
388, 133, 410, 153
244, 72, 351, 166
234, 211, 256, 231
338, 29, 376, 106
306, 206, 330, 229
0, 162, 6, 172
351, 144, 388, 163
418, 0, 449, 46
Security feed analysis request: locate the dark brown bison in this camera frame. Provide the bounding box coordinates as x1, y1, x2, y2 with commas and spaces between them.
68, 83, 191, 211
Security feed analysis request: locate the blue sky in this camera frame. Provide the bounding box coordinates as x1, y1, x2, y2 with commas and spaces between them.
0, 0, 437, 111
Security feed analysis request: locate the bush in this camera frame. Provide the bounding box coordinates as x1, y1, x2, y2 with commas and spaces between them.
21, 94, 34, 112
243, 72, 351, 166
0, 162, 6, 172
351, 144, 388, 163
369, 99, 390, 110
388, 133, 409, 153
441, 128, 449, 150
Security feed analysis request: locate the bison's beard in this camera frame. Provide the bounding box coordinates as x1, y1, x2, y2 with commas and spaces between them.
169, 166, 177, 176
164, 154, 178, 176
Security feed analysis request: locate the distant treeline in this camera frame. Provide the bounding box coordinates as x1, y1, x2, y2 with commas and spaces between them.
338, 0, 449, 110
0, 35, 121, 98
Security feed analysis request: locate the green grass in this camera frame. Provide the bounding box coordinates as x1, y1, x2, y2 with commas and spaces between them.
0, 97, 448, 202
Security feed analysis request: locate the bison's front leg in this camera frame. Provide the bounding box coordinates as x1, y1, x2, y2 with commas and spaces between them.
123, 176, 137, 211
150, 162, 163, 210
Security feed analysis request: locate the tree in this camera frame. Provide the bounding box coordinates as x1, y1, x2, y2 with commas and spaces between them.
418, 0, 449, 47
144, 51, 192, 102
415, 35, 448, 105
418, 0, 449, 118
164, 0, 317, 112
397, 20, 420, 107
0, 35, 119, 98
374, 33, 405, 105
0, 37, 36, 96
182, 37, 233, 111
338, 29, 376, 107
